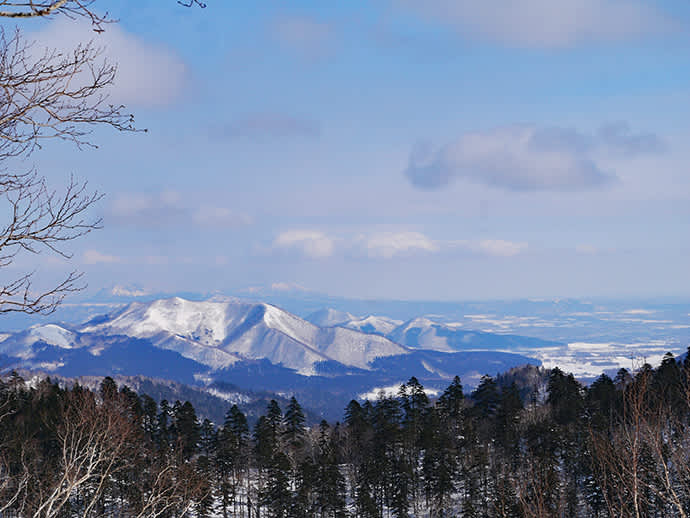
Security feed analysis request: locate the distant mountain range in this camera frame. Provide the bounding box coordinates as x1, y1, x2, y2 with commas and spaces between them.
0, 297, 547, 415
305, 308, 558, 352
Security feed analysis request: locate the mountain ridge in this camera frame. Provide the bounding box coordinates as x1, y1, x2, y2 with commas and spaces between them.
0, 297, 544, 414
4, 297, 411, 376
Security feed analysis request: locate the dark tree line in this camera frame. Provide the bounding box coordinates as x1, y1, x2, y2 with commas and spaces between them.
3, 350, 690, 517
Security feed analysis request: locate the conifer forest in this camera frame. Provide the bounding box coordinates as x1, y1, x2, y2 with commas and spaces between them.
3, 353, 690, 517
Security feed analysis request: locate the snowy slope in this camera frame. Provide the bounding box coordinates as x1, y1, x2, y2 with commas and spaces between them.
305, 308, 356, 327
388, 318, 458, 351
387, 317, 560, 352
0, 324, 80, 359
81, 297, 408, 374
306, 308, 403, 336
0, 299, 544, 412
342, 315, 403, 336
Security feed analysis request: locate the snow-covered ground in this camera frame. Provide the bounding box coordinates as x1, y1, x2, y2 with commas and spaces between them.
516, 339, 674, 380
358, 383, 440, 401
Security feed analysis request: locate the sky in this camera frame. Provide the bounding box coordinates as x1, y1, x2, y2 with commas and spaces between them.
7, 0, 690, 301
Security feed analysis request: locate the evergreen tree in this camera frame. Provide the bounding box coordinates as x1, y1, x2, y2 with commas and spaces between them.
99, 376, 118, 401
614, 367, 632, 388
496, 382, 523, 456
547, 367, 584, 426
314, 420, 347, 518
140, 394, 159, 441
174, 400, 200, 459
217, 405, 249, 518
472, 375, 500, 417
254, 415, 276, 469
586, 373, 617, 431
267, 399, 284, 444
422, 407, 456, 517
284, 396, 306, 448
196, 452, 215, 518
262, 451, 292, 518
683, 345, 690, 375
654, 352, 683, 413
399, 377, 429, 515
371, 394, 402, 517
438, 375, 464, 421
199, 418, 216, 458
157, 399, 173, 450
283, 396, 306, 474
344, 399, 379, 518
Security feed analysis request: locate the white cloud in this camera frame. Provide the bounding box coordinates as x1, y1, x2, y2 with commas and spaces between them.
109, 191, 186, 226
403, 124, 661, 191
273, 230, 335, 259
363, 231, 439, 258
446, 239, 529, 257
33, 18, 188, 107
83, 250, 121, 264
476, 240, 528, 257
270, 229, 528, 260
395, 0, 673, 48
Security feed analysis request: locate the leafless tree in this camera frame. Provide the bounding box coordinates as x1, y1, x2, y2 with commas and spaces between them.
0, 27, 128, 314
589, 371, 675, 518
132, 453, 206, 518
1, 379, 207, 518
0, 1, 110, 30
0, 1, 202, 316
0, 1, 205, 29
25, 390, 134, 518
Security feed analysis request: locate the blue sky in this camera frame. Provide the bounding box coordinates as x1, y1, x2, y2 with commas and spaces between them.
9, 0, 690, 301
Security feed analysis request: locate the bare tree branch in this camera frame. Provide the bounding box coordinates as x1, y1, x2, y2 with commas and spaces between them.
0, 1, 111, 32
0, 170, 102, 314
0, 0, 205, 31
0, 2, 204, 316
0, 29, 137, 157
0, 27, 128, 315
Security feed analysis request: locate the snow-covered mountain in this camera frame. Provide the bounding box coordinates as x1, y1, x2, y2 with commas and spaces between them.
0, 297, 543, 412
305, 308, 557, 352
306, 307, 403, 335
0, 324, 78, 358
341, 315, 403, 336
305, 308, 356, 327
387, 317, 559, 352
388, 317, 460, 352
17, 298, 405, 376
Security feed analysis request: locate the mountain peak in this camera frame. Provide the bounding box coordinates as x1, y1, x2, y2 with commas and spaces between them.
305, 308, 357, 327
77, 297, 407, 375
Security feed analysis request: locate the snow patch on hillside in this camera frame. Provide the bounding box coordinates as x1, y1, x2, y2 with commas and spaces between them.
206, 388, 252, 405
305, 308, 356, 327
343, 315, 403, 335
29, 325, 75, 349
358, 383, 440, 401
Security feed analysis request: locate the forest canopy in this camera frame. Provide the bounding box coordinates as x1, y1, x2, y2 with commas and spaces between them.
2, 351, 690, 517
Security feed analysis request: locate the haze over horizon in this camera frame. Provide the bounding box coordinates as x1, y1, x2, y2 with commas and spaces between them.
18, 1, 690, 301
